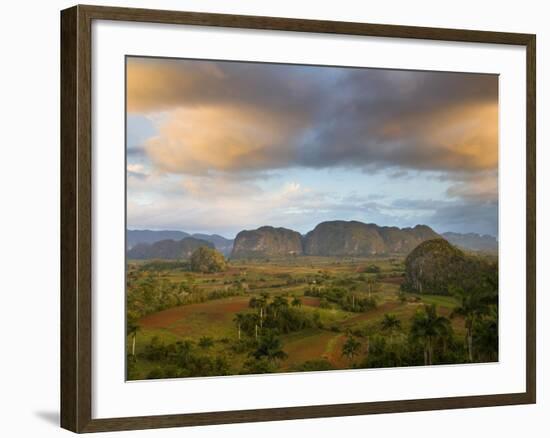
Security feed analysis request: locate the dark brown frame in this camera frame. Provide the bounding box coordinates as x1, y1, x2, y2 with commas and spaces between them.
61, 4, 536, 433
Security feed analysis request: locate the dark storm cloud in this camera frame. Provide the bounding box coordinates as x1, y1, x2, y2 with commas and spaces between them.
127, 57, 328, 118
295, 70, 497, 172
127, 58, 498, 176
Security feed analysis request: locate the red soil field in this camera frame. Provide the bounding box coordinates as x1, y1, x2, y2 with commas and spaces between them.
139, 297, 250, 329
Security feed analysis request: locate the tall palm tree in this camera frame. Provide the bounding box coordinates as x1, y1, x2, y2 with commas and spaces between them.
250, 295, 270, 327
450, 286, 491, 362
472, 306, 498, 362
198, 336, 214, 349
233, 313, 245, 340
366, 276, 378, 298
257, 295, 268, 327
381, 313, 401, 344
126, 317, 140, 361
410, 305, 451, 366
342, 336, 361, 363
270, 296, 289, 319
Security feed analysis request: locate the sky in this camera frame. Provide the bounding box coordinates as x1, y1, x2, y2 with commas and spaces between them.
126, 57, 498, 239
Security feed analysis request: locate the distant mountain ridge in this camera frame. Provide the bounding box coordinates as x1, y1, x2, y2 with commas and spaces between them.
127, 230, 189, 249
127, 224, 498, 260
231, 226, 303, 258
304, 222, 439, 257
191, 233, 234, 256
441, 232, 498, 253
127, 237, 214, 260
127, 229, 233, 256
231, 221, 441, 258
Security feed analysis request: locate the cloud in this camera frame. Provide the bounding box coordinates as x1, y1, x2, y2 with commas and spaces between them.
144, 106, 302, 175
127, 163, 148, 179
127, 58, 498, 176
126, 57, 324, 117
126, 58, 499, 236
127, 114, 157, 150
446, 170, 498, 202
127, 178, 331, 236
181, 174, 262, 199
126, 173, 498, 237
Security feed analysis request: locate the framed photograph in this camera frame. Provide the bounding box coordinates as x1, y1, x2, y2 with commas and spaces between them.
60, 4, 536, 433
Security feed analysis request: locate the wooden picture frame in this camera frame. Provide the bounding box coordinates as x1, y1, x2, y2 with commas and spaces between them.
61, 4, 536, 433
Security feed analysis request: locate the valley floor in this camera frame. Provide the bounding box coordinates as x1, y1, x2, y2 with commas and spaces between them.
125, 256, 482, 380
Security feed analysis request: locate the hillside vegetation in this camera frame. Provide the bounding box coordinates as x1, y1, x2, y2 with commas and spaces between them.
231, 221, 441, 259
126, 238, 498, 379
231, 226, 303, 258
402, 239, 498, 296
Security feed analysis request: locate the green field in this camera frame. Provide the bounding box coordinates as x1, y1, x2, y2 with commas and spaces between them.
124, 255, 485, 380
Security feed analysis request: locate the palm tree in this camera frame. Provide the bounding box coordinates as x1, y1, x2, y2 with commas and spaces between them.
250, 295, 269, 325
126, 316, 140, 361
291, 296, 302, 307
342, 336, 361, 363
257, 295, 268, 327
381, 313, 401, 344
233, 313, 245, 340
450, 286, 491, 362
410, 305, 451, 366
248, 296, 260, 309
251, 332, 287, 363
174, 340, 194, 367
473, 306, 498, 362
270, 296, 289, 319
198, 336, 214, 349
366, 276, 378, 298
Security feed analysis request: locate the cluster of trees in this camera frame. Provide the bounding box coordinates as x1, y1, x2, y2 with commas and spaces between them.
127, 246, 229, 321
137, 260, 189, 272
227, 330, 291, 375
126, 270, 246, 322
340, 294, 498, 368
129, 318, 293, 379
450, 284, 498, 362
305, 285, 377, 313
130, 336, 231, 379
233, 294, 317, 340
362, 264, 381, 274
126, 271, 189, 320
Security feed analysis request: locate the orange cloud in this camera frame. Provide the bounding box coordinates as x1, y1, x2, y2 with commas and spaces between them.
377, 101, 497, 172
126, 58, 225, 113
144, 105, 303, 174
